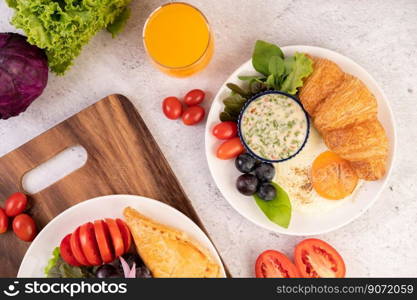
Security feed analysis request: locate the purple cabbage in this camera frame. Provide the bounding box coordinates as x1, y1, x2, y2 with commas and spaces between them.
0, 32, 48, 119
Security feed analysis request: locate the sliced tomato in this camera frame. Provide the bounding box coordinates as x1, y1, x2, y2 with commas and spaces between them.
105, 218, 124, 257
255, 250, 300, 278
79, 222, 102, 266
93, 220, 114, 263
294, 238, 346, 278
70, 227, 90, 266
116, 218, 132, 251
60, 234, 81, 266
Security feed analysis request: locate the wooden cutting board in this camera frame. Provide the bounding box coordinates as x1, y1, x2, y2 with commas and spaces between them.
0, 94, 228, 277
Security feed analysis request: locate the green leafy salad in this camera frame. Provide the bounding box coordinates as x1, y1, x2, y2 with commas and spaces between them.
220, 40, 313, 122
6, 0, 133, 74
45, 247, 96, 278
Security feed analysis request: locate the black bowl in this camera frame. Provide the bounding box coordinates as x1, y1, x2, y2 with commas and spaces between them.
237, 90, 310, 163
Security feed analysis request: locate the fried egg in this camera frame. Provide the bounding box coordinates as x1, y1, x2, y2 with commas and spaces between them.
274, 126, 362, 215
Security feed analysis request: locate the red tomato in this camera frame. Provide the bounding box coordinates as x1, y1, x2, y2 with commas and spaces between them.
60, 234, 81, 266
12, 213, 37, 242
182, 106, 205, 125
116, 218, 132, 251
216, 137, 245, 160
294, 238, 346, 278
105, 218, 125, 257
5, 192, 28, 217
79, 222, 102, 265
0, 208, 8, 234
70, 226, 90, 266
255, 250, 300, 278
162, 96, 183, 120
212, 121, 238, 140
184, 89, 205, 106
93, 220, 115, 263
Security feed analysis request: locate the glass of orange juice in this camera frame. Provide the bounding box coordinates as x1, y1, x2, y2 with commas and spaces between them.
143, 2, 214, 77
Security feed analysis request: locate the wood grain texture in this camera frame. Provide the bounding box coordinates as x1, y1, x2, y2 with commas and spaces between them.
0, 94, 229, 277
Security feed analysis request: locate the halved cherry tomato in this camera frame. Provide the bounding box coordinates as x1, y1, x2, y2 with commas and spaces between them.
216, 137, 245, 160
105, 218, 125, 257
255, 250, 300, 278
212, 121, 238, 140
182, 106, 205, 125
12, 213, 37, 242
93, 220, 115, 263
79, 222, 102, 265
184, 89, 205, 106
60, 234, 81, 266
5, 192, 27, 217
0, 208, 8, 234
116, 218, 132, 251
294, 238, 346, 278
70, 226, 90, 266
163, 96, 183, 120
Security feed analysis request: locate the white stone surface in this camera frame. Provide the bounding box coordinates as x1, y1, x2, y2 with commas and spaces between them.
1, 0, 416, 277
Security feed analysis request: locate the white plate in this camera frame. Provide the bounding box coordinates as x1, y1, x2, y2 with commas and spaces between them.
18, 195, 226, 277
205, 45, 396, 236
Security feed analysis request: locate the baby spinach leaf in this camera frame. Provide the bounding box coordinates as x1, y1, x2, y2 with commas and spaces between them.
268, 55, 285, 78
266, 74, 276, 89
238, 75, 264, 81
252, 40, 284, 76
254, 182, 292, 228
281, 52, 313, 95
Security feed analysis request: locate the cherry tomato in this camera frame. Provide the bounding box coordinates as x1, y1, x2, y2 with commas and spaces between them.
255, 250, 300, 278
212, 121, 238, 140
60, 234, 81, 266
294, 238, 346, 278
184, 89, 205, 106
162, 96, 183, 120
12, 213, 37, 242
93, 220, 115, 263
0, 208, 8, 234
116, 218, 132, 251
216, 137, 245, 160
182, 106, 205, 125
5, 192, 27, 217
79, 222, 102, 265
105, 218, 125, 257
70, 227, 90, 266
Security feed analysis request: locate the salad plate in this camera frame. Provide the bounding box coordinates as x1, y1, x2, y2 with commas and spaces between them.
205, 45, 396, 236
18, 195, 226, 277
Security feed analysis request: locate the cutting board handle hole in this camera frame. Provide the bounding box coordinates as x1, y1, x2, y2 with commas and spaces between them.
22, 145, 88, 194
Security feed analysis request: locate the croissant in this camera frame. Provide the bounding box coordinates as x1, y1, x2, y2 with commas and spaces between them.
299, 56, 389, 181
298, 57, 345, 116
323, 119, 388, 180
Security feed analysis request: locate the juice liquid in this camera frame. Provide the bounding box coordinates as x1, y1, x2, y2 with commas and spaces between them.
143, 2, 214, 77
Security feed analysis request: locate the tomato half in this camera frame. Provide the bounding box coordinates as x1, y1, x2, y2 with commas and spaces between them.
294, 238, 346, 278
116, 218, 132, 251
70, 226, 90, 266
212, 121, 238, 140
255, 250, 300, 278
12, 213, 37, 242
5, 192, 28, 217
93, 220, 115, 263
182, 106, 205, 125
105, 218, 125, 257
0, 207, 9, 234
79, 222, 102, 265
216, 137, 245, 160
162, 96, 183, 120
184, 89, 205, 106
60, 234, 81, 266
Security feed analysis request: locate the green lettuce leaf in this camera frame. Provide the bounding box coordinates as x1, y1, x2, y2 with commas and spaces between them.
280, 52, 313, 95
7, 0, 133, 74
254, 182, 292, 228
